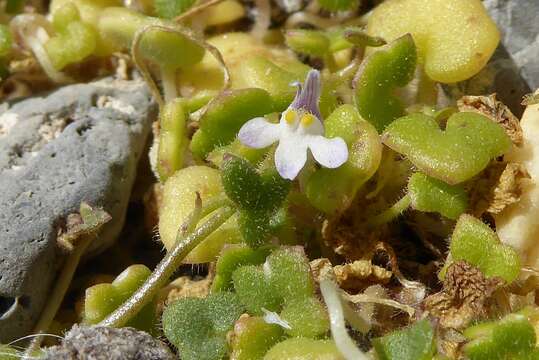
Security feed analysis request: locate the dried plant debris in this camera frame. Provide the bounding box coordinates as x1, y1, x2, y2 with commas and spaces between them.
468, 161, 530, 217
334, 260, 393, 292
56, 202, 112, 251
424, 261, 503, 329
457, 94, 523, 146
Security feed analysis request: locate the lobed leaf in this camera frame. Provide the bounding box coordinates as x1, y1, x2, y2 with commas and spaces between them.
383, 112, 511, 184
162, 292, 243, 360
464, 313, 539, 360
212, 244, 271, 292
408, 172, 468, 219
264, 338, 344, 360
354, 35, 417, 133
190, 89, 274, 160
154, 0, 196, 19
446, 214, 520, 283
373, 319, 435, 360
83, 264, 157, 333
366, 0, 500, 83
230, 316, 284, 360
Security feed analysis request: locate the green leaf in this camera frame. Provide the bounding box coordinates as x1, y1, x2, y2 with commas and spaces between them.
0, 345, 18, 360
231, 316, 284, 360
383, 112, 512, 184
408, 172, 468, 219
238, 210, 273, 248
0, 25, 12, 58
162, 292, 243, 360
190, 89, 274, 160
445, 214, 520, 283
232, 247, 317, 316
232, 265, 282, 315
464, 314, 538, 360
212, 244, 271, 292
354, 34, 417, 132
98, 7, 204, 68
5, 0, 24, 14
366, 0, 500, 83
154, 0, 196, 18
285, 29, 330, 57
157, 99, 188, 182
305, 104, 382, 214
45, 21, 97, 70
317, 0, 358, 12
265, 247, 314, 302
83, 264, 157, 333
264, 338, 344, 360
221, 156, 291, 247
373, 319, 435, 360
221, 155, 268, 211
279, 297, 329, 338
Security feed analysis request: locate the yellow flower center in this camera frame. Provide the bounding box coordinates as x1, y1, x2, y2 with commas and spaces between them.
301, 113, 316, 127
284, 110, 297, 124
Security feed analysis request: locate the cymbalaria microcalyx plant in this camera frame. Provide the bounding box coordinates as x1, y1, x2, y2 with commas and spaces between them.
3, 0, 539, 359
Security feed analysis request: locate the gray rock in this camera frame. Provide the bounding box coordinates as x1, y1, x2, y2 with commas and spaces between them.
485, 0, 539, 90
43, 325, 176, 360
0, 78, 157, 342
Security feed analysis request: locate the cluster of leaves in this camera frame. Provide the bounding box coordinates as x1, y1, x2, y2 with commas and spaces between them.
162, 247, 332, 359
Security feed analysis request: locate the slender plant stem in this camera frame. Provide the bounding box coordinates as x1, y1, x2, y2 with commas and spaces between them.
99, 205, 236, 328
368, 194, 411, 228
23, 235, 94, 358
161, 65, 179, 104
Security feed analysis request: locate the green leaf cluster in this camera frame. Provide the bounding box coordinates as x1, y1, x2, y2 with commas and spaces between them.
162, 292, 244, 360
231, 247, 329, 339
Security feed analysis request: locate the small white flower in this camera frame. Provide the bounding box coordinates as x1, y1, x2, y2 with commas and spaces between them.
238, 69, 349, 180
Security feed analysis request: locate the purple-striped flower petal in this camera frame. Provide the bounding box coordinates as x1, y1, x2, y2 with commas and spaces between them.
290, 69, 322, 119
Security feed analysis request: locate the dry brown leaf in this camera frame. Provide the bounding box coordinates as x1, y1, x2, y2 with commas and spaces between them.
458, 94, 523, 146
424, 261, 503, 329
468, 161, 530, 216
56, 202, 112, 251
487, 162, 530, 214
334, 260, 392, 293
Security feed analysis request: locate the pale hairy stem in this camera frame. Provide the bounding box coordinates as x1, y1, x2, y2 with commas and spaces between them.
368, 193, 411, 228
161, 65, 179, 104
10, 14, 73, 84
251, 0, 271, 39
99, 205, 236, 328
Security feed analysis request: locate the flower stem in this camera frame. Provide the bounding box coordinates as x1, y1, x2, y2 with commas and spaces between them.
368, 194, 411, 228
161, 65, 178, 104
98, 205, 236, 328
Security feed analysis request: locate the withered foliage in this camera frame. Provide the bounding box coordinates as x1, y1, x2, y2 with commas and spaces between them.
424, 261, 503, 329
468, 161, 530, 217
458, 94, 523, 146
